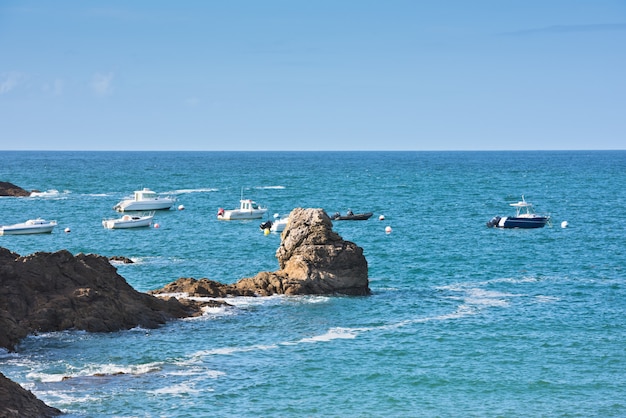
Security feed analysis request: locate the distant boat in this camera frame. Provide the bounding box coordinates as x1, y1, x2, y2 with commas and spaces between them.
0, 218, 57, 235
486, 196, 550, 229
102, 212, 154, 229
217, 198, 267, 220
113, 188, 175, 212
260, 213, 289, 233
330, 210, 373, 221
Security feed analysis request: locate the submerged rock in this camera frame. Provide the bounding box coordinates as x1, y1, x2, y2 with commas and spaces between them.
152, 208, 370, 297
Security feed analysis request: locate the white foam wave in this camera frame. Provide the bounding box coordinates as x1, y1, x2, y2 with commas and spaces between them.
150, 382, 202, 395
209, 294, 285, 309
255, 185, 285, 190
33, 390, 101, 405
167, 368, 225, 379
297, 327, 360, 343
195, 344, 279, 357
437, 276, 538, 292
535, 295, 560, 303
463, 288, 515, 308
27, 362, 163, 382
173, 188, 218, 194
29, 189, 69, 198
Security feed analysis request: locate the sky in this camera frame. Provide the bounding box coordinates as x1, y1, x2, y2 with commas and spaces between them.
1, 1, 625, 151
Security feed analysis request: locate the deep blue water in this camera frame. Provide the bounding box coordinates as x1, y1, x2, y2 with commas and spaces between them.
1, 151, 625, 417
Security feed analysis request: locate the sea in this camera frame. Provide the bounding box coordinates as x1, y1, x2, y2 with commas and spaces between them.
1, 150, 625, 417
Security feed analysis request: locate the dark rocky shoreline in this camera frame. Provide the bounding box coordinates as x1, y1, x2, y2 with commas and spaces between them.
0, 208, 368, 415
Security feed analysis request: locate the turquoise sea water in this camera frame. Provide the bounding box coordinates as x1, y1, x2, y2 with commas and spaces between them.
1, 151, 625, 417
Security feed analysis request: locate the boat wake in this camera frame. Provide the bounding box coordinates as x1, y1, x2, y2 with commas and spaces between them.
172, 188, 218, 194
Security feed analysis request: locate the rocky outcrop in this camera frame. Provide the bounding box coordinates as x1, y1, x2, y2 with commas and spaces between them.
0, 372, 62, 417
0, 373, 62, 418
0, 248, 212, 352
152, 208, 370, 297
0, 181, 33, 197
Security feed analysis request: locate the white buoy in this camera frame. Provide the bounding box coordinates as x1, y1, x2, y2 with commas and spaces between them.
64, 227, 71, 233
178, 205, 185, 210
154, 223, 160, 229
561, 221, 569, 228
379, 214, 385, 221
385, 226, 392, 234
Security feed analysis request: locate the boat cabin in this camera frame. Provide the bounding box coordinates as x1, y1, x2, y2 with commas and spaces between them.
509, 198, 536, 218
240, 199, 260, 210
134, 188, 157, 201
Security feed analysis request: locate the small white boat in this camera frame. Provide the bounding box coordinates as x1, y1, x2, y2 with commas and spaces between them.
113, 188, 175, 212
260, 213, 289, 233
271, 217, 289, 233
0, 218, 57, 235
218, 198, 267, 220
102, 212, 154, 229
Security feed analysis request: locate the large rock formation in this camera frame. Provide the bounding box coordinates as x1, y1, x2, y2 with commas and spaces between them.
0, 181, 32, 197
0, 372, 62, 417
0, 248, 210, 352
152, 208, 370, 297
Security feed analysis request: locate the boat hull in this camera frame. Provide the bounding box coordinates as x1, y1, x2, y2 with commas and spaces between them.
102, 215, 154, 229
114, 200, 174, 212
218, 209, 267, 220
0, 221, 57, 235
487, 216, 549, 229
331, 212, 373, 221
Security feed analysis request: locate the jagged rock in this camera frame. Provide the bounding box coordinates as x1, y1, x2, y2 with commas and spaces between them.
152, 208, 370, 298
0, 181, 32, 197
0, 372, 62, 417
108, 255, 134, 264
0, 247, 206, 352
150, 277, 256, 297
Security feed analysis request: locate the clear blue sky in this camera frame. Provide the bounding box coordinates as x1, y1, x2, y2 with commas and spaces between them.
1, 1, 625, 151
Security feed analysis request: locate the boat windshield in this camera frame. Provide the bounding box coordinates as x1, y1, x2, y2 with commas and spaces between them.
138, 191, 157, 200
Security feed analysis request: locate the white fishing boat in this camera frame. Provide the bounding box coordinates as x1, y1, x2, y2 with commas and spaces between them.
0, 218, 57, 235
102, 212, 154, 229
218, 198, 267, 220
113, 188, 175, 212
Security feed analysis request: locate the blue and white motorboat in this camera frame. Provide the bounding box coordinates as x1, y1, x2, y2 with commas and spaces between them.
487, 196, 550, 229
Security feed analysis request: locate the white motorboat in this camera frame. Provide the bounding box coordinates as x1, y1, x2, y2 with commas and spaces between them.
0, 218, 57, 235
260, 213, 289, 233
113, 188, 175, 212
218, 198, 267, 220
102, 212, 154, 229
